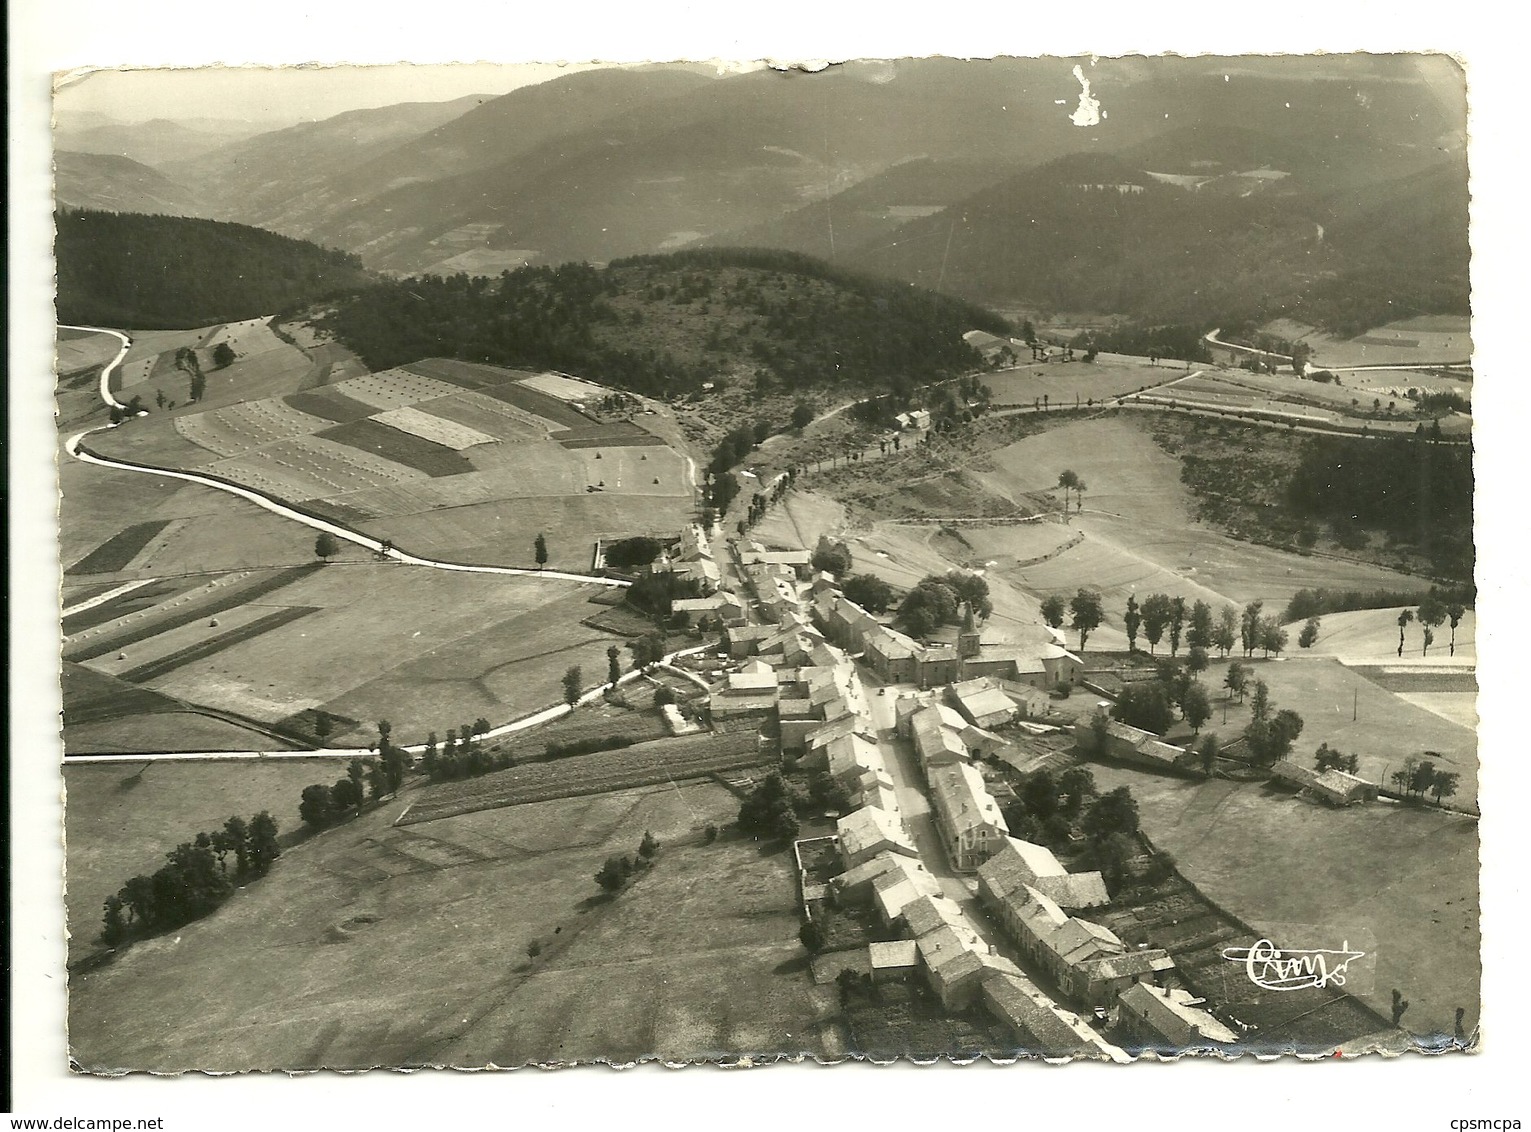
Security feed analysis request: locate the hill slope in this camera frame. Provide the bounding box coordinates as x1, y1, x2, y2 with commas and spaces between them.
318, 246, 1008, 398
54, 151, 207, 217
56, 209, 373, 328
165, 94, 497, 233
844, 148, 1469, 332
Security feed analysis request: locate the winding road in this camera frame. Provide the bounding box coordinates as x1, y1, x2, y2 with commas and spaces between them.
59, 322, 728, 761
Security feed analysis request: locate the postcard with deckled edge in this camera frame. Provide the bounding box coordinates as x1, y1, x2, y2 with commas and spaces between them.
52, 54, 1476, 1072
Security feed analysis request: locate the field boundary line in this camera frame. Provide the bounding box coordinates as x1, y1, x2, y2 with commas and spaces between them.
61, 323, 632, 588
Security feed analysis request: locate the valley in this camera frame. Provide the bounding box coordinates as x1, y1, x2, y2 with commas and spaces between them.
49, 54, 1479, 1080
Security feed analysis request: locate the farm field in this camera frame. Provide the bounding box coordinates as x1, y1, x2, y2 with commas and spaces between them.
114, 318, 318, 413
983, 354, 1190, 408
401, 731, 767, 823
1261, 315, 1472, 370
65, 712, 291, 756
1289, 606, 1477, 665
1195, 655, 1478, 805
63, 755, 357, 965
85, 356, 696, 570
1087, 765, 1479, 1042
91, 567, 622, 748
69, 779, 829, 1070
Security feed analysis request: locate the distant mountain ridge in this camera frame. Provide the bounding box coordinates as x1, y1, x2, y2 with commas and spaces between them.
55, 151, 208, 218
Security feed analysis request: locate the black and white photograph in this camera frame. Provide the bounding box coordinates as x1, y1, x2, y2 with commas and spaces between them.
9, 1, 1524, 1125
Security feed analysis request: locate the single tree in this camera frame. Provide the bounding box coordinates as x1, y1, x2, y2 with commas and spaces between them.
1186, 645, 1210, 680
638, 831, 659, 859
299, 785, 336, 829
595, 857, 628, 893
1059, 765, 1096, 817
1123, 594, 1142, 653
1422, 625, 1435, 656
843, 573, 895, 614
1182, 683, 1212, 734
561, 665, 583, 709
811, 535, 853, 578
1020, 770, 1060, 820
799, 920, 827, 953
534, 532, 549, 569
1396, 608, 1415, 658
1213, 605, 1239, 657
1240, 600, 1265, 658
1258, 617, 1289, 658
607, 645, 622, 687
1196, 733, 1221, 777
1167, 597, 1187, 657
1082, 786, 1140, 841
1187, 600, 1214, 651
247, 812, 280, 876
1445, 603, 1466, 657
346, 759, 368, 811
1057, 469, 1080, 512
1431, 770, 1460, 807
1224, 661, 1250, 703
211, 342, 236, 369
1040, 594, 1067, 630
791, 402, 814, 430
1069, 589, 1104, 652
1141, 593, 1172, 655
102, 894, 129, 946
1298, 617, 1322, 649
314, 531, 340, 561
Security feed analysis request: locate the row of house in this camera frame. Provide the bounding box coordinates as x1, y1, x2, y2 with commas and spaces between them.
812, 590, 1085, 692
901, 698, 1013, 872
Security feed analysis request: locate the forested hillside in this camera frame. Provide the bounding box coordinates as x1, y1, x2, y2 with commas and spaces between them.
55, 209, 372, 328
846, 151, 1471, 333
319, 247, 1008, 398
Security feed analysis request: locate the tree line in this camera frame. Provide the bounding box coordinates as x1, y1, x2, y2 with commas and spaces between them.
102, 810, 280, 947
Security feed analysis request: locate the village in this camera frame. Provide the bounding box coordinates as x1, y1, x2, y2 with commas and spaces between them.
629, 506, 1405, 1055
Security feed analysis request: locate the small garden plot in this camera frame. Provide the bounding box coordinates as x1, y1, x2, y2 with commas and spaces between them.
372, 405, 498, 451
282, 388, 378, 422
65, 520, 173, 576
401, 732, 768, 823
328, 368, 463, 411
317, 418, 474, 478
413, 392, 550, 441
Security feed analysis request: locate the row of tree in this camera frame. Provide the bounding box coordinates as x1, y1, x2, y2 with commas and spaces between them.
298, 721, 410, 827
102, 811, 280, 946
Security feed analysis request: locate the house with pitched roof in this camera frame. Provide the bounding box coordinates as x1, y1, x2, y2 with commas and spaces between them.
981, 969, 1131, 1061
928, 761, 1009, 871
977, 836, 1111, 912
1113, 983, 1238, 1052
836, 805, 919, 869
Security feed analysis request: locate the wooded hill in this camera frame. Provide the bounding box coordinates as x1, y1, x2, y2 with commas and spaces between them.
843, 149, 1470, 336
318, 247, 1009, 398
55, 209, 373, 328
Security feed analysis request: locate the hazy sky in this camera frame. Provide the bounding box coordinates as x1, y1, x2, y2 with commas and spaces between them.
53, 61, 610, 125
